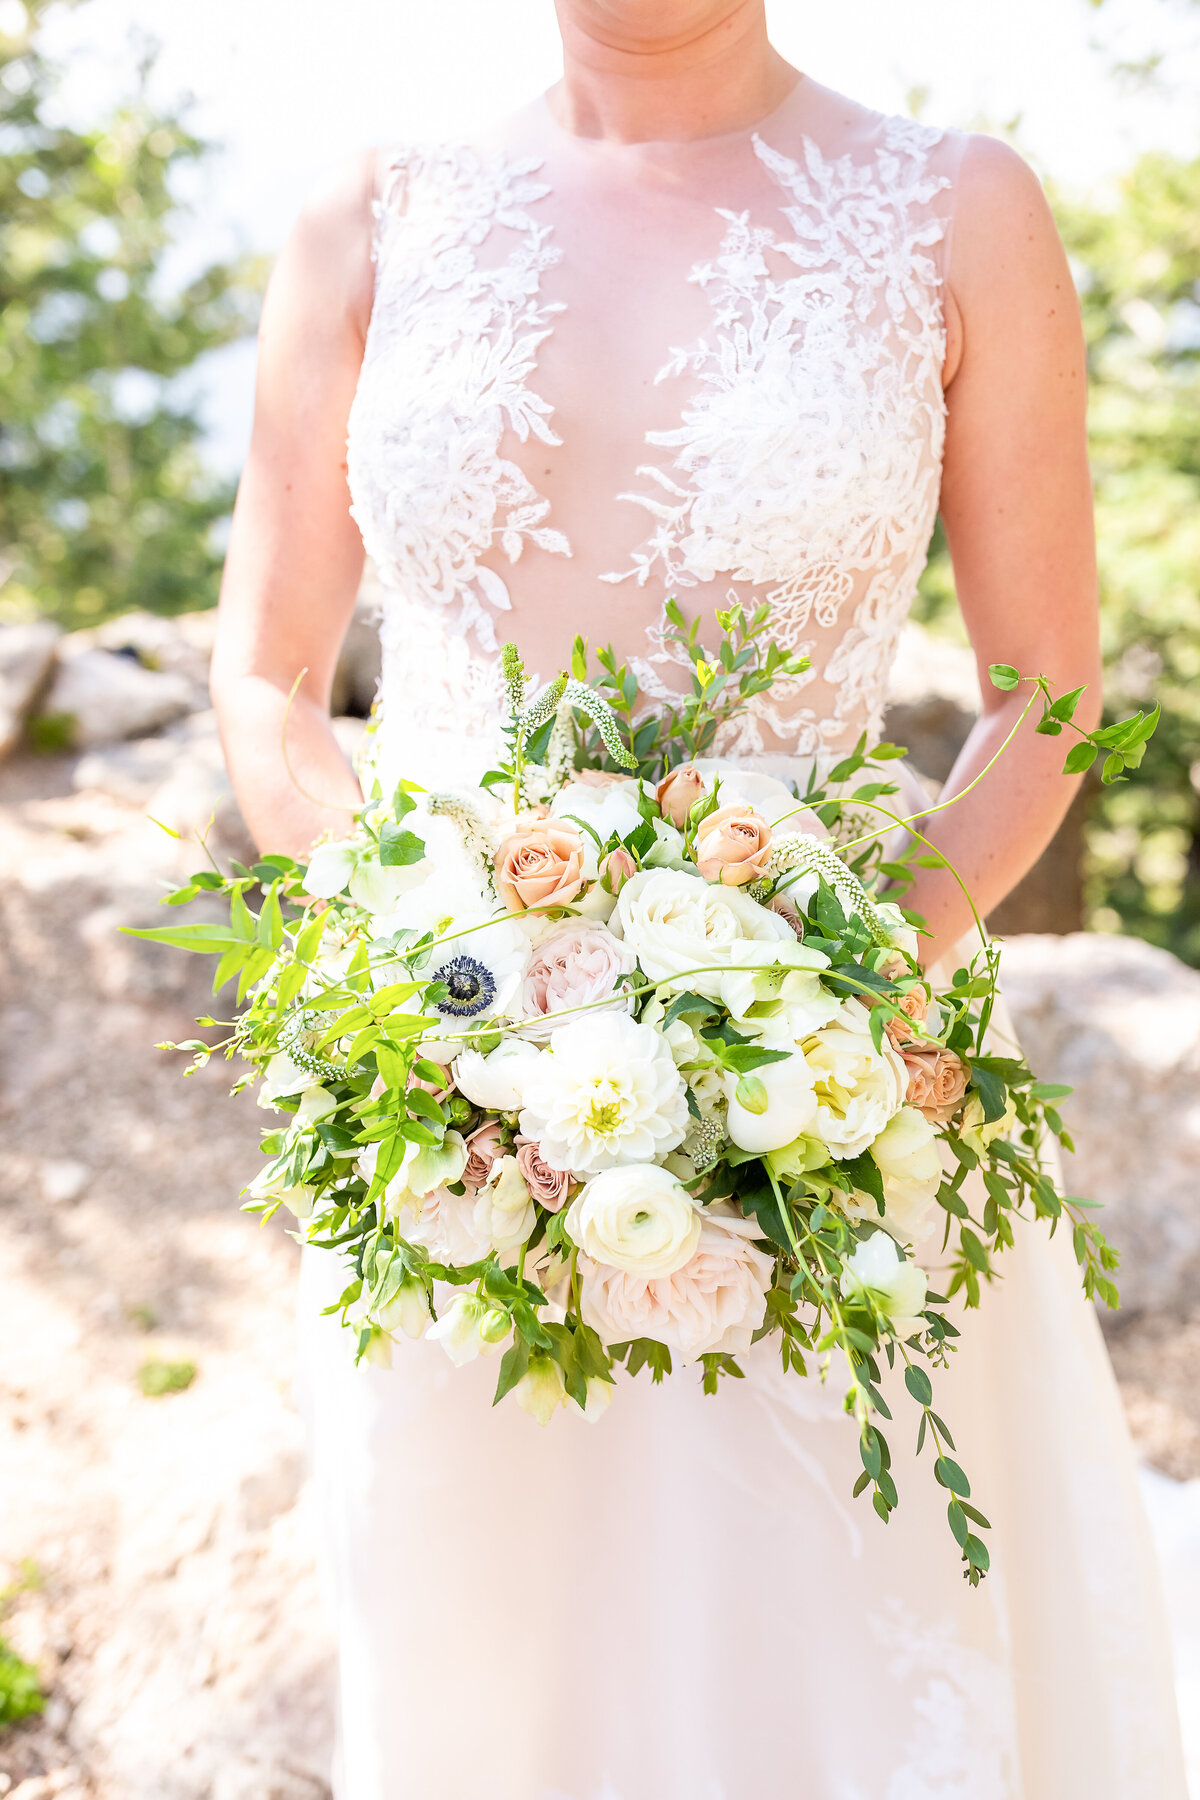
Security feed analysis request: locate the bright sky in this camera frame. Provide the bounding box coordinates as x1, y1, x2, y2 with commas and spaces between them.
34, 0, 1200, 467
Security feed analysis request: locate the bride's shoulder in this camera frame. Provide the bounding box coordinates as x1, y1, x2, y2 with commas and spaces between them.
269, 149, 377, 345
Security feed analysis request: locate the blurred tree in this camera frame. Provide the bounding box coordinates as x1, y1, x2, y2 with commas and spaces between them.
0, 0, 262, 629
916, 150, 1200, 962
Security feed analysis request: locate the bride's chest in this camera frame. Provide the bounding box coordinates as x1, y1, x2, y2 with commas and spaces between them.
347, 132, 950, 614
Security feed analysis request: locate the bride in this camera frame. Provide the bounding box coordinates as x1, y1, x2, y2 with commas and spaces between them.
210, 2, 1186, 1795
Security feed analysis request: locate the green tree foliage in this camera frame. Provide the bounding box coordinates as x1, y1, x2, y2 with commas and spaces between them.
918, 150, 1200, 963
1064, 154, 1200, 962
0, 0, 262, 629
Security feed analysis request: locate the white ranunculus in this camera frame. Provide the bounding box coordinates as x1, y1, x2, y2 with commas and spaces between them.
717, 938, 836, 1039
518, 1013, 689, 1175
615, 867, 793, 1000
453, 1037, 542, 1112
724, 1052, 819, 1153
427, 1293, 509, 1366
472, 1155, 537, 1253
960, 1092, 1018, 1157
841, 1230, 929, 1340
801, 1023, 907, 1159
566, 1165, 703, 1278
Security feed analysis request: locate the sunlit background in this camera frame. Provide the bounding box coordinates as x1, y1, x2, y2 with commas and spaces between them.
2, 4, 1200, 1791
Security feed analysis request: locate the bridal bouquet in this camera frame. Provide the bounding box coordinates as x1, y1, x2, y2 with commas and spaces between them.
134, 602, 1155, 1583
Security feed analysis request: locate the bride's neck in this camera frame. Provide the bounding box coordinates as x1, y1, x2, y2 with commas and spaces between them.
549, 0, 797, 145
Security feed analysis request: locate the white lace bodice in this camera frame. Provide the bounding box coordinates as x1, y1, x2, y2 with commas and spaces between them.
346, 78, 966, 783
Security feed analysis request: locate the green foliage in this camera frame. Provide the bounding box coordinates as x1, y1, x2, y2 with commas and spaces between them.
0, 1558, 45, 1727
917, 148, 1200, 961
0, 0, 262, 629
138, 1356, 197, 1396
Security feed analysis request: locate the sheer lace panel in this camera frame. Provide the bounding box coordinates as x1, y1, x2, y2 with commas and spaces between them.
346, 93, 963, 771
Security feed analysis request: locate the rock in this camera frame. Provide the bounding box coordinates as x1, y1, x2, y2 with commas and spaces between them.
330, 576, 382, 720
0, 620, 61, 760
74, 735, 182, 808
40, 649, 193, 750
1002, 933, 1200, 1316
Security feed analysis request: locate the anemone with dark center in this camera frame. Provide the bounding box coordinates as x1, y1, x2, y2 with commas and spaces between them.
433, 955, 497, 1019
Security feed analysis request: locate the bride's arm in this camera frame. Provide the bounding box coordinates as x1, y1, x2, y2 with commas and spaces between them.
908, 136, 1102, 971
209, 153, 377, 860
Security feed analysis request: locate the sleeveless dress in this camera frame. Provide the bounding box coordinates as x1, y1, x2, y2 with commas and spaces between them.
299, 77, 1187, 1800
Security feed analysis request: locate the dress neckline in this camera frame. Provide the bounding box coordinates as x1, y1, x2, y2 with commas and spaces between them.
535, 73, 809, 159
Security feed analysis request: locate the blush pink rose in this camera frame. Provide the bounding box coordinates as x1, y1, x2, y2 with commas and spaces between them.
901, 1047, 969, 1124
461, 1121, 504, 1192
578, 1208, 774, 1360
515, 1137, 573, 1212
656, 763, 707, 829
694, 806, 773, 887
521, 921, 637, 1040
495, 820, 586, 913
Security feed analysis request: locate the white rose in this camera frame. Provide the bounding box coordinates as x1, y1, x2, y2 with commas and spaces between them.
960, 1092, 1018, 1157
615, 867, 793, 1000
396, 1186, 494, 1264
472, 1155, 537, 1253
801, 1023, 907, 1159
427, 1293, 510, 1366
578, 1207, 774, 1361
519, 1013, 689, 1176
841, 1230, 929, 1340
566, 1165, 703, 1278
453, 1038, 542, 1112
723, 1052, 819, 1154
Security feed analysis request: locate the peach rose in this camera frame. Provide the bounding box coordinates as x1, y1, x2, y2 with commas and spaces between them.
494, 820, 586, 913
695, 806, 773, 886
461, 1121, 504, 1192
574, 769, 630, 790
901, 1047, 969, 1124
515, 1137, 573, 1212
884, 986, 930, 1049
602, 847, 637, 895
656, 763, 707, 828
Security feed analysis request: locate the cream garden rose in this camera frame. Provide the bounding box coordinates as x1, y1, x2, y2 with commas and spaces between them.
800, 1019, 908, 1159
578, 1207, 775, 1361
566, 1165, 703, 1278
615, 867, 794, 1000
518, 1013, 689, 1175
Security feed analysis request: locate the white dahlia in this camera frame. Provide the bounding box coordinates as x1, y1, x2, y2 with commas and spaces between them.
518, 1013, 689, 1176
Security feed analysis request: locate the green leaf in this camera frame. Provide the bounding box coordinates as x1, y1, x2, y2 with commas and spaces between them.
1062, 740, 1098, 776
492, 1337, 530, 1405
988, 663, 1021, 691
968, 1060, 1008, 1125
904, 1365, 933, 1406
121, 922, 243, 953
934, 1455, 971, 1497
378, 825, 427, 867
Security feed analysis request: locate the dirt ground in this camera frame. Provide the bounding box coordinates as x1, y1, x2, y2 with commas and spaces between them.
1, 748, 1196, 1797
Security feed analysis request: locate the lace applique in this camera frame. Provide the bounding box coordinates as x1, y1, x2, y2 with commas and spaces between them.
607, 118, 951, 757
346, 142, 570, 725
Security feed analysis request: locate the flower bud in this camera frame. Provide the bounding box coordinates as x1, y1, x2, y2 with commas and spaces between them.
479, 1305, 512, 1345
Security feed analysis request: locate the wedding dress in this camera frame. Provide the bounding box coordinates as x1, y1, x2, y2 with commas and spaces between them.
298, 75, 1186, 1799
